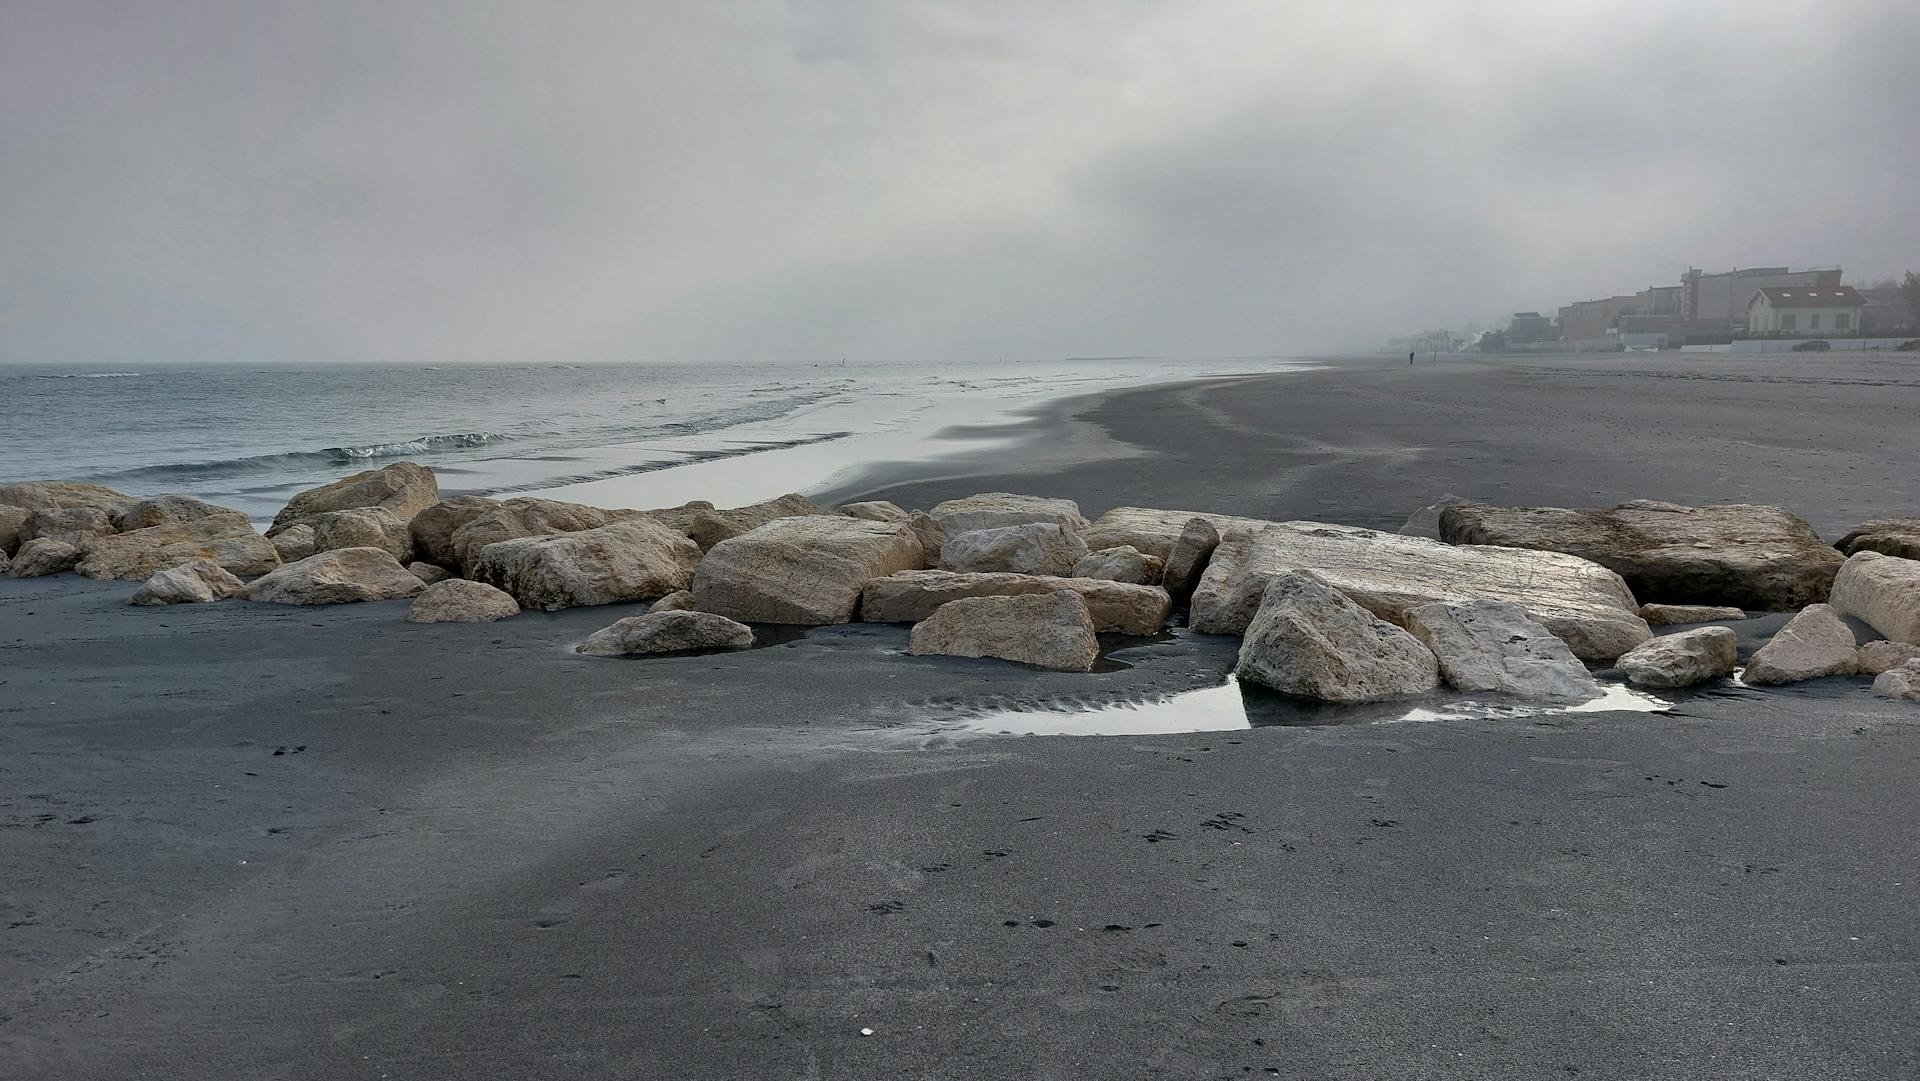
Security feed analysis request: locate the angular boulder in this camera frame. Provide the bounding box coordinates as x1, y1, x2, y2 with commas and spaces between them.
267, 462, 439, 537
906, 511, 946, 568
20, 506, 116, 547
941, 523, 1089, 577
0, 550, 8, 575
1192, 523, 1650, 661
647, 493, 839, 551
311, 507, 414, 563
408, 495, 498, 568
908, 591, 1100, 672
9, 538, 82, 578
1235, 572, 1441, 703
1398, 494, 1471, 541
450, 497, 620, 576
1404, 600, 1601, 700
1856, 640, 1920, 677
406, 579, 521, 623
75, 517, 279, 582
471, 517, 701, 611
928, 493, 1088, 537
272, 523, 317, 563
576, 610, 757, 657
693, 517, 922, 625
1836, 518, 1920, 560
1742, 604, 1860, 685
1162, 517, 1219, 598
1872, 661, 1920, 701
1615, 627, 1739, 688
860, 570, 1171, 636
1083, 506, 1272, 561
0, 480, 134, 515
1071, 545, 1165, 585
1640, 603, 1747, 627
111, 495, 247, 533
407, 561, 452, 584
1438, 500, 1843, 611
242, 547, 426, 605
838, 500, 911, 523
130, 559, 246, 606
648, 589, 696, 613
1828, 551, 1920, 644
0, 504, 29, 556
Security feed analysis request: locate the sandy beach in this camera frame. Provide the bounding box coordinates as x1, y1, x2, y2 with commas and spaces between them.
4, 352, 1919, 1080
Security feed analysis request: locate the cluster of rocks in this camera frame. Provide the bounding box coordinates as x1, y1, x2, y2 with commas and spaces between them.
6, 467, 1920, 704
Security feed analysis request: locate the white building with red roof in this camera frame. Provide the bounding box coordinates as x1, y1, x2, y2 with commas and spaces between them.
1745, 285, 1866, 336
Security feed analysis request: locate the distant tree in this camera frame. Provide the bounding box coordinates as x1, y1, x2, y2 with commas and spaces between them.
1902, 271, 1920, 327
1478, 330, 1507, 353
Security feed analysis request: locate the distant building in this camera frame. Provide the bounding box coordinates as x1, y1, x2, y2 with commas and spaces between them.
1745, 286, 1866, 336
1683, 266, 1840, 329
1506, 311, 1553, 339
1557, 295, 1643, 341
1858, 286, 1915, 334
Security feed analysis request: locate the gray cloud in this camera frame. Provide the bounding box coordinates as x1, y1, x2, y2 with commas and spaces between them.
4, 0, 1916, 365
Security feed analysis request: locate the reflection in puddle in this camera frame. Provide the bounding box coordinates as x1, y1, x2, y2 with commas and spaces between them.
946, 677, 1671, 737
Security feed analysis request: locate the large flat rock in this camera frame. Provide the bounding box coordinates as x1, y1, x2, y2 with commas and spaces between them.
928, 493, 1088, 537
75, 516, 280, 582
860, 570, 1171, 636
243, 547, 425, 605
472, 517, 701, 611
1829, 551, 1920, 645
268, 462, 439, 537
907, 591, 1100, 672
692, 517, 923, 625
1836, 518, 1920, 560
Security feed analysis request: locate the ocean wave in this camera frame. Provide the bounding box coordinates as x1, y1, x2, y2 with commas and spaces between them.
325, 432, 507, 460
84, 432, 515, 485
39, 371, 141, 379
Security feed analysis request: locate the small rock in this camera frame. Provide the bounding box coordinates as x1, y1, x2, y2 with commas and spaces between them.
839, 500, 911, 523
20, 506, 115, 547
906, 511, 946, 568
908, 590, 1100, 672
0, 505, 29, 555
1397, 494, 1469, 540
1856, 640, 1920, 676
1161, 517, 1219, 598
861, 570, 1170, 635
1071, 545, 1165, 585
408, 495, 499, 569
648, 589, 697, 613
408, 561, 452, 585
1639, 603, 1747, 627
942, 523, 1089, 577
1404, 599, 1601, 700
1234, 571, 1440, 702
406, 579, 521, 623
1836, 517, 1920, 560
1615, 627, 1738, 688
272, 523, 317, 563
243, 547, 426, 605
576, 610, 755, 656
130, 559, 246, 605
928, 493, 1089, 536
1871, 660, 1920, 701
111, 494, 246, 532
9, 538, 82, 578
1742, 604, 1860, 685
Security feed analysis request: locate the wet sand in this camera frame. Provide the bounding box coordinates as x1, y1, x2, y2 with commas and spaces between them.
4, 351, 1919, 1080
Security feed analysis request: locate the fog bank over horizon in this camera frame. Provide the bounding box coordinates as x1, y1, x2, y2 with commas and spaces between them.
4, 1, 1915, 367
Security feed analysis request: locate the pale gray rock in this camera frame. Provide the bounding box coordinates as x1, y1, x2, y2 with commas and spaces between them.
76, 517, 280, 581
408, 495, 498, 568
1836, 518, 1920, 560
1404, 600, 1601, 700
0, 505, 29, 556
861, 570, 1171, 636
1398, 494, 1471, 540
648, 589, 697, 613
1856, 640, 1920, 676
1070, 545, 1165, 585
1871, 660, 1920, 701
268, 461, 439, 537
406, 579, 521, 623
9, 538, 82, 578
271, 523, 317, 563
1615, 627, 1739, 688
1639, 603, 1747, 627
311, 507, 414, 563
111, 495, 247, 533
1191, 523, 1650, 661
407, 561, 452, 585
693, 517, 922, 625
908, 591, 1100, 672
1829, 551, 1920, 645
1161, 517, 1219, 598
1439, 500, 1842, 611
450, 498, 622, 576
576, 610, 755, 657
19, 506, 114, 547
1742, 604, 1860, 685
243, 547, 426, 605
906, 511, 946, 568
0, 480, 134, 515
941, 523, 1089, 577
130, 559, 246, 606
647, 493, 839, 551
1234, 572, 1441, 703
928, 493, 1089, 537
472, 517, 702, 611
839, 500, 911, 523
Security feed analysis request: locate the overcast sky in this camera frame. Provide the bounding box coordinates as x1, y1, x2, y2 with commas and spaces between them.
3, 1, 1915, 366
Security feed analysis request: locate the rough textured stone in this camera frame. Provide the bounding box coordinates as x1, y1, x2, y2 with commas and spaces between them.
450, 498, 621, 576
1640, 603, 1747, 627
839, 500, 911, 523
406, 579, 521, 623
648, 589, 697, 613
1404, 600, 1601, 700
1235, 572, 1441, 702
1398, 494, 1471, 540
75, 517, 280, 582
575, 610, 755, 657
243, 547, 426, 605
647, 493, 839, 551
1836, 518, 1920, 560
408, 495, 498, 568
311, 507, 414, 563
941, 523, 1089, 577
1829, 551, 1920, 645
906, 511, 946, 568
407, 561, 452, 584
861, 570, 1171, 636
693, 517, 922, 625
0, 550, 8, 575
130, 559, 246, 606
472, 517, 702, 611
1856, 640, 1920, 676
928, 493, 1089, 537
1872, 660, 1920, 701
271, 523, 317, 563
9, 538, 82, 578
0, 480, 134, 515
20, 506, 115, 547
1070, 545, 1165, 585
111, 495, 246, 533
1615, 627, 1739, 688
908, 591, 1100, 672
1439, 500, 1843, 611
1742, 604, 1860, 685
1162, 517, 1220, 598
268, 462, 439, 537
1191, 523, 1649, 661
0, 505, 29, 556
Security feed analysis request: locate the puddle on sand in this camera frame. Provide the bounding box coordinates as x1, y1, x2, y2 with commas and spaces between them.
942, 677, 1671, 737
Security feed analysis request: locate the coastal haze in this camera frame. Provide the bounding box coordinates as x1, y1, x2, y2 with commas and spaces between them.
5, 5, 1920, 1081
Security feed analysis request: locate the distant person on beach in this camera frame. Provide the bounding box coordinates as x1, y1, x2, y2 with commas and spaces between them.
1409, 351, 1415, 365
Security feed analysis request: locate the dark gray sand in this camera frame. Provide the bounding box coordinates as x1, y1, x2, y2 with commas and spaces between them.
5, 352, 1919, 1080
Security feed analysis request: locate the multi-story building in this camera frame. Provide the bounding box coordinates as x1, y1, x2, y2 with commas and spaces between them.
1682, 266, 1841, 329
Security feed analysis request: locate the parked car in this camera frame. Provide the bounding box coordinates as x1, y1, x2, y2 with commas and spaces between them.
1793, 339, 1831, 352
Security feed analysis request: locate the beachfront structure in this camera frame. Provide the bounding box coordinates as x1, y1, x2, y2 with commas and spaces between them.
1745, 285, 1866, 336
1683, 266, 1840, 329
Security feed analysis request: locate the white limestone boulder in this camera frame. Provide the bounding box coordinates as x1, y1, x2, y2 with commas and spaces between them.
647, 493, 840, 551
1404, 600, 1601, 700
1836, 518, 1920, 560
928, 493, 1088, 537
9, 538, 83, 578
1640, 603, 1747, 627
450, 498, 623, 576
0, 480, 134, 515
271, 523, 317, 563
861, 570, 1170, 636
130, 559, 246, 606
408, 495, 499, 568
471, 517, 702, 611
907, 591, 1100, 672
311, 507, 415, 563
75, 517, 280, 582
406, 579, 521, 623
1234, 572, 1441, 702
1162, 517, 1220, 598
243, 547, 426, 605
1614, 627, 1738, 689
576, 610, 755, 657
268, 461, 439, 537
692, 516, 922, 625
19, 506, 115, 548
838, 500, 911, 523
648, 590, 697, 613
942, 523, 1089, 577
1742, 604, 1860, 685
111, 495, 247, 532
1071, 545, 1165, 585
1856, 641, 1920, 676
1829, 551, 1920, 645
1872, 661, 1920, 701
